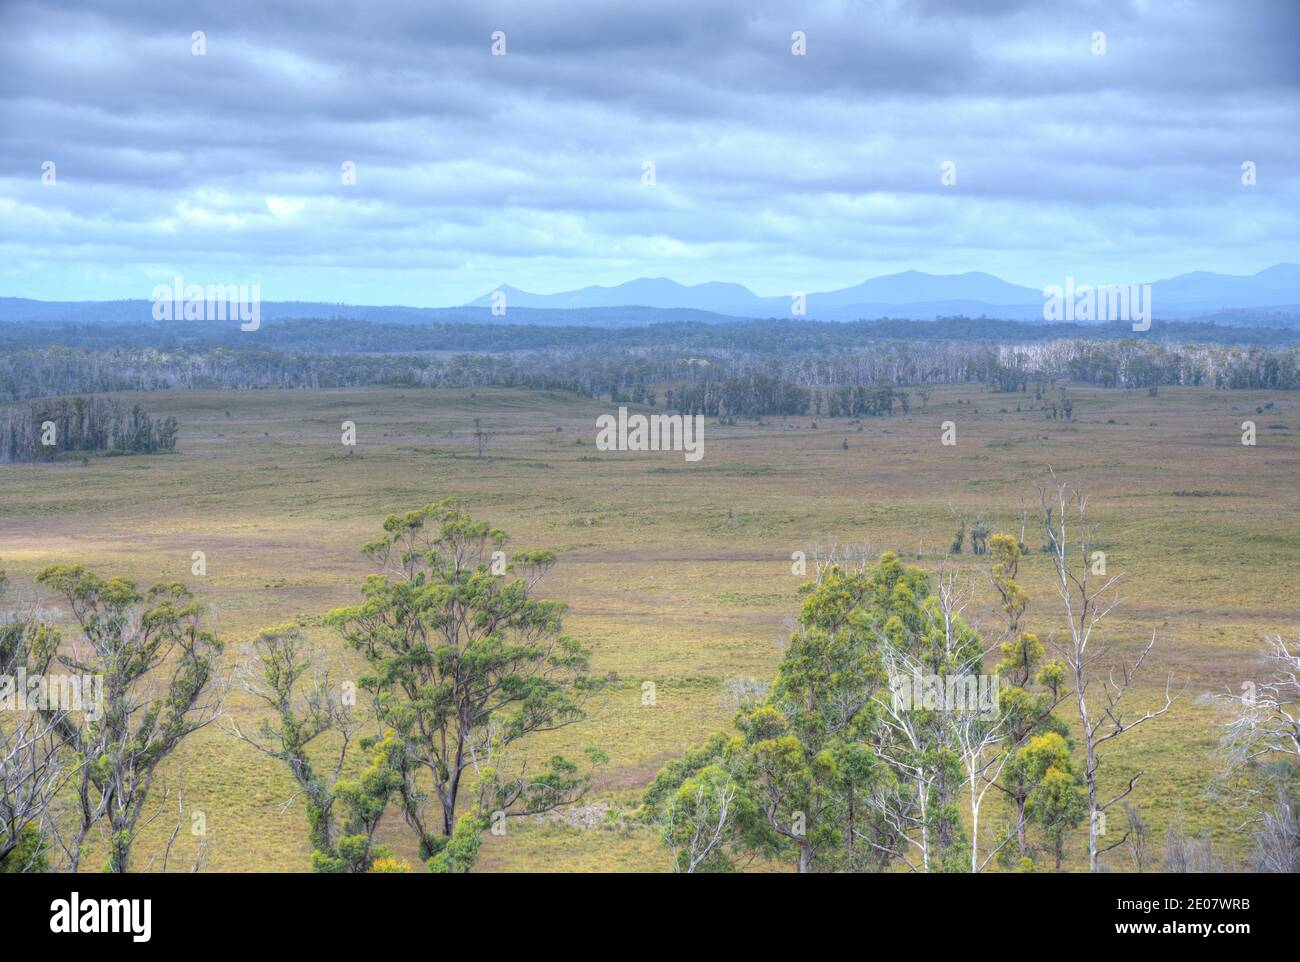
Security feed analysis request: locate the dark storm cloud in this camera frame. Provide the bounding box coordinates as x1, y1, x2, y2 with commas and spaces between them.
1, 0, 1297, 303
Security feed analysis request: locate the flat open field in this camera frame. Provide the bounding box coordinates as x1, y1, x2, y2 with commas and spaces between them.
1, 383, 1296, 871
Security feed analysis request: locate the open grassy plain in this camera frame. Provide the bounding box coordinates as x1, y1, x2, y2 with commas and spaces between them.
1, 383, 1296, 871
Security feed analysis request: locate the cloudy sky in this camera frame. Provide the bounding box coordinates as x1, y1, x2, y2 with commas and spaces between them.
2, 0, 1297, 306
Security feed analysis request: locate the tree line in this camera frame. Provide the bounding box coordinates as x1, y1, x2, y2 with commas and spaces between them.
3, 334, 1300, 410
0, 396, 178, 463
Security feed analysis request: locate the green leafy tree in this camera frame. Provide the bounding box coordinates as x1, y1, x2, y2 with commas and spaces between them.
643, 561, 894, 874
35, 565, 223, 872
231, 623, 402, 872
987, 533, 1068, 861
316, 730, 404, 873
0, 823, 48, 872
427, 812, 483, 873
737, 562, 892, 873
656, 765, 751, 873
1021, 733, 1087, 869
652, 552, 1025, 873
326, 500, 605, 868
880, 573, 986, 871
650, 554, 980, 873
642, 732, 773, 872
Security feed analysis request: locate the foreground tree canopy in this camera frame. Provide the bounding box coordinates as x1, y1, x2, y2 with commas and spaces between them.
324, 499, 608, 871
645, 549, 1082, 873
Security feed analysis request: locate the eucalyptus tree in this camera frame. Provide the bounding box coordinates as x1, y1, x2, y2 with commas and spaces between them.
649, 552, 999, 873
1018, 732, 1087, 869
35, 565, 224, 872
861, 557, 993, 872
0, 567, 73, 871
642, 732, 773, 873
743, 559, 902, 873
986, 533, 1069, 863
229, 623, 401, 872
644, 562, 891, 874
326, 500, 606, 870
656, 765, 744, 873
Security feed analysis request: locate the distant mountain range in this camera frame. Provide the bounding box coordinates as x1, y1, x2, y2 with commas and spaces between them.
467, 265, 1300, 323
468, 270, 1044, 319
3, 264, 1298, 327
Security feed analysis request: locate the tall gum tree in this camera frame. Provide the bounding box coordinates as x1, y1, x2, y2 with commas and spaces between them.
326, 500, 606, 868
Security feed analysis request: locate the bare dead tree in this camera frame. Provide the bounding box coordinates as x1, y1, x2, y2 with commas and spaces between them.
1222, 634, 1300, 768
0, 574, 87, 871
154, 778, 210, 873
1250, 780, 1299, 873
0, 708, 70, 870
1219, 633, 1300, 872
808, 539, 878, 578
952, 695, 1014, 873
1, 599, 81, 871
718, 676, 770, 712
472, 418, 495, 459
1121, 800, 1152, 872
860, 692, 936, 874
1039, 470, 1183, 871
1164, 823, 1234, 872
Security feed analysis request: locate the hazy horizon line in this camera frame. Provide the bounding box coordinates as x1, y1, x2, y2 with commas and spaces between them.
4, 260, 1297, 311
